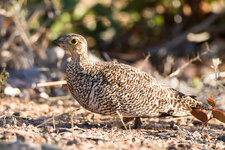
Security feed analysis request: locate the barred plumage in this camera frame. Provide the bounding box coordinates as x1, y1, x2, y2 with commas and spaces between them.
52, 33, 210, 128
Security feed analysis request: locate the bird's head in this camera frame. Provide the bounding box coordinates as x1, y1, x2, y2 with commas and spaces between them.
52, 33, 88, 57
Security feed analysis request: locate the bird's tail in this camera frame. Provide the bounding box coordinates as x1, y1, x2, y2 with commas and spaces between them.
167, 96, 210, 117
171, 89, 210, 111
168, 89, 210, 117
184, 96, 210, 111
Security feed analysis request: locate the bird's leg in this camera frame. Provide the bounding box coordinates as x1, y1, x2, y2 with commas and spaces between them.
114, 117, 142, 129
114, 117, 134, 129
133, 117, 142, 129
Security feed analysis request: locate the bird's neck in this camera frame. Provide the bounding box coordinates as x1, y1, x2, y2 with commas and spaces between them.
71, 52, 92, 70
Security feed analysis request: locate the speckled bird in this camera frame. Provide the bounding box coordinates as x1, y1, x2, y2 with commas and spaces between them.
52, 33, 210, 128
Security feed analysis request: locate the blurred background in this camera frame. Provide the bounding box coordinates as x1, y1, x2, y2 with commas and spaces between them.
0, 0, 225, 108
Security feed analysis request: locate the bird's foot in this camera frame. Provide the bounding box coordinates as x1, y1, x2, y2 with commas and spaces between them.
113, 117, 142, 129
133, 117, 142, 129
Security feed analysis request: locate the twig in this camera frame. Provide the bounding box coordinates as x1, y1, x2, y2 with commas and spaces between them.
36, 112, 66, 127
36, 110, 77, 128
68, 110, 77, 139
37, 80, 67, 87
52, 115, 56, 129
12, 1, 34, 52
48, 95, 71, 101
116, 111, 127, 130
211, 58, 221, 89
137, 53, 151, 71
168, 46, 210, 78
36, 117, 54, 128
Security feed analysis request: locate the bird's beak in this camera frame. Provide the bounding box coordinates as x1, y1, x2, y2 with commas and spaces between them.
52, 38, 63, 46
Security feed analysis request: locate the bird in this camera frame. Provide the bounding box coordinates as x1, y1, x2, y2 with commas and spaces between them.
52, 33, 210, 128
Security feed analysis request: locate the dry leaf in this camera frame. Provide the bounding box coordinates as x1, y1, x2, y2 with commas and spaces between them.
212, 109, 225, 123
191, 109, 208, 123
207, 97, 216, 107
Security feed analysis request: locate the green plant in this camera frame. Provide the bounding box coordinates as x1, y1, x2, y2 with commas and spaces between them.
0, 68, 9, 98
191, 97, 225, 131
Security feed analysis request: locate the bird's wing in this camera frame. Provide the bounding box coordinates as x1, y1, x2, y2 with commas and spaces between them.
98, 62, 209, 117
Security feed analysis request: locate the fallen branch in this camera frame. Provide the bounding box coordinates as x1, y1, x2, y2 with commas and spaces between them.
37, 80, 67, 87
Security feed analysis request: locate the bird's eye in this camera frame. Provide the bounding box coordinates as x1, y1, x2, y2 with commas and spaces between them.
68, 38, 78, 45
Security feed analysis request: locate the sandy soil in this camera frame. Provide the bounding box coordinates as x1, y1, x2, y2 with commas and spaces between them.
0, 97, 224, 150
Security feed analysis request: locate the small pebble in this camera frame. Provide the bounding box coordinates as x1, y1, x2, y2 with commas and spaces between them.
192, 131, 201, 138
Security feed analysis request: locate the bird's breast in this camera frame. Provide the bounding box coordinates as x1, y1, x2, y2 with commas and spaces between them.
66, 64, 105, 112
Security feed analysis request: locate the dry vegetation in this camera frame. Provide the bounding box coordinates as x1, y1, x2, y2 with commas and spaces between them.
1, 0, 225, 149
1, 97, 225, 150
0, 62, 225, 149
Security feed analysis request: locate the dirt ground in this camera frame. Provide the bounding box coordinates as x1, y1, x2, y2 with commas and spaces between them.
1, 0, 225, 149
0, 96, 225, 150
